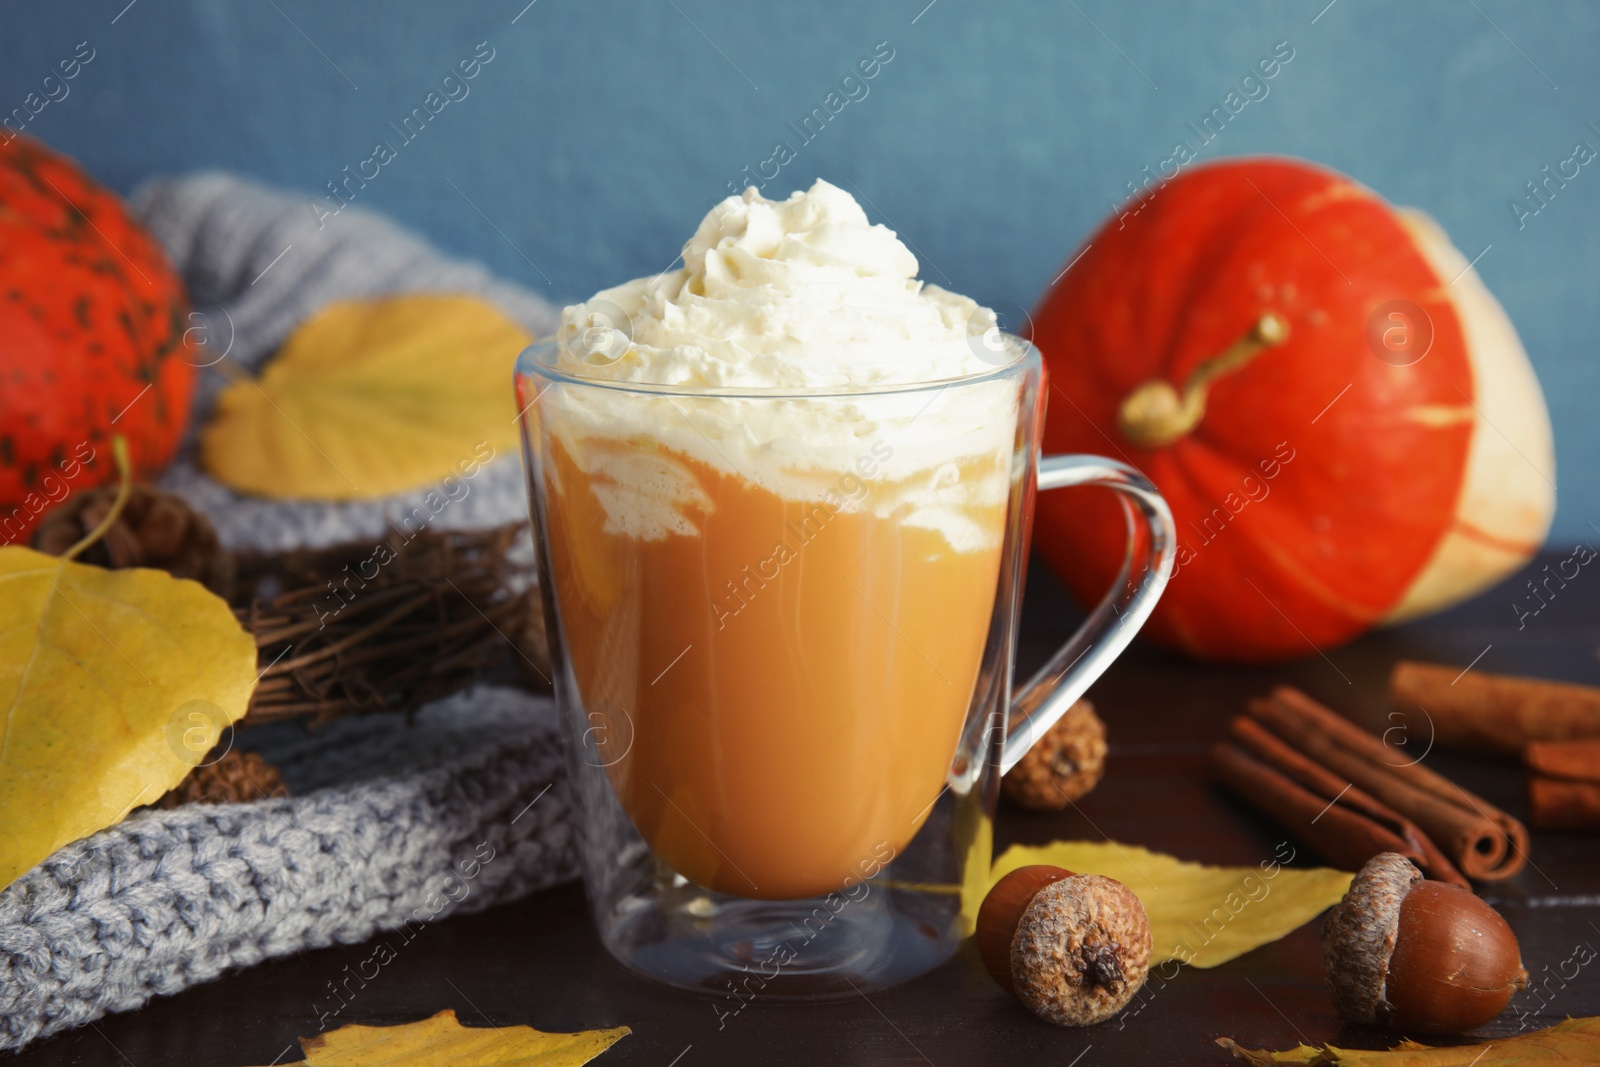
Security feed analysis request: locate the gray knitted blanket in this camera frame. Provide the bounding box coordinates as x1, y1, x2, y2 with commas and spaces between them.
0, 176, 576, 1052
136, 171, 558, 552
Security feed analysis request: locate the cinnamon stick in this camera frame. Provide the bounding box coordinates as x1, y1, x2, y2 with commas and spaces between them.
1391, 661, 1600, 756
1218, 716, 1468, 886
1524, 737, 1600, 780
1528, 778, 1600, 831
1525, 738, 1600, 831
1246, 687, 1528, 882
1210, 741, 1427, 878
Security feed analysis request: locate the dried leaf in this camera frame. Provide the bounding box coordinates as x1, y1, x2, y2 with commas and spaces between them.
238, 1008, 630, 1067
1218, 1040, 1330, 1066
973, 841, 1352, 969
957, 795, 994, 937
201, 294, 530, 500
0, 545, 257, 890
1218, 1016, 1600, 1065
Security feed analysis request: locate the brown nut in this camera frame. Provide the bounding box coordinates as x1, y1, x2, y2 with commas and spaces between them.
1003, 699, 1107, 811
976, 864, 1152, 1026
1323, 852, 1527, 1035
31, 482, 235, 597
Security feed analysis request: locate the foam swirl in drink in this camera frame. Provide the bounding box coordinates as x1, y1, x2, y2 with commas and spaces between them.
538, 180, 1025, 899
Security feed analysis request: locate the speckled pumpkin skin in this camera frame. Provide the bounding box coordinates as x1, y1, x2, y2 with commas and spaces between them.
0, 134, 195, 543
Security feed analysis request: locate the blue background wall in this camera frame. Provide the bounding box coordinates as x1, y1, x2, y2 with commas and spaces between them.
4, 0, 1596, 541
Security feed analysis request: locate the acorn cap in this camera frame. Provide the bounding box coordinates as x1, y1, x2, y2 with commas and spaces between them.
978, 865, 1075, 994
1011, 873, 1153, 1026
1003, 698, 1108, 811
1322, 852, 1424, 1023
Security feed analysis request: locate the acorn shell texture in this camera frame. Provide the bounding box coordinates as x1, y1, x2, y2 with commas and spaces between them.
1011, 873, 1153, 1026
1322, 852, 1423, 1023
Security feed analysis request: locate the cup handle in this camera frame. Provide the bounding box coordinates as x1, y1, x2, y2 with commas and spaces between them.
1000, 455, 1177, 775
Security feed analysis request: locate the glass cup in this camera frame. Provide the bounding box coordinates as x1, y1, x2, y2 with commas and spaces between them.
514, 333, 1174, 1000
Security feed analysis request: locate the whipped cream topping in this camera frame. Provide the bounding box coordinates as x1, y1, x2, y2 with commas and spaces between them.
538, 181, 1026, 550
556, 179, 1003, 389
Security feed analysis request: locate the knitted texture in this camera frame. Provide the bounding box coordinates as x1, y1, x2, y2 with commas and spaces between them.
0, 176, 574, 1052
0, 687, 577, 1053
131, 171, 559, 553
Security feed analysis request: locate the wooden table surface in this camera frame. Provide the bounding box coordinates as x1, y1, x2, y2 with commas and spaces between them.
13, 553, 1600, 1066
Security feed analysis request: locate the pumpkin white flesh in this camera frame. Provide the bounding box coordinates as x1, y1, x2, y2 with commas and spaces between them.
1385, 208, 1555, 624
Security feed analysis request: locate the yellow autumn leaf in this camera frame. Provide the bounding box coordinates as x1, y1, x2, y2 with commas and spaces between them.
237, 1008, 630, 1067
201, 293, 531, 500
0, 546, 257, 890
953, 793, 992, 934
967, 841, 1352, 969
1218, 1015, 1600, 1065
958, 805, 995, 938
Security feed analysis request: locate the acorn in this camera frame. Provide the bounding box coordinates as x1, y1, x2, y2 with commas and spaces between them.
1323, 852, 1527, 1034
1002, 698, 1108, 811
976, 865, 1152, 1026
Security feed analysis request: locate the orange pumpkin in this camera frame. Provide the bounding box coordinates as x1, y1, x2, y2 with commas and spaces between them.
0, 135, 196, 545
1031, 157, 1553, 662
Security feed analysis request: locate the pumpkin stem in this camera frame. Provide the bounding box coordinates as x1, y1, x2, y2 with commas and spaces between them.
1115, 313, 1290, 448
62, 435, 132, 562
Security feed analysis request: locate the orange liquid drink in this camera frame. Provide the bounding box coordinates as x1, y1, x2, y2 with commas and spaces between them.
542, 433, 1008, 899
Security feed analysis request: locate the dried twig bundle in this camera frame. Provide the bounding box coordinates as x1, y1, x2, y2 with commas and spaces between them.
236, 521, 548, 728
35, 487, 554, 802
